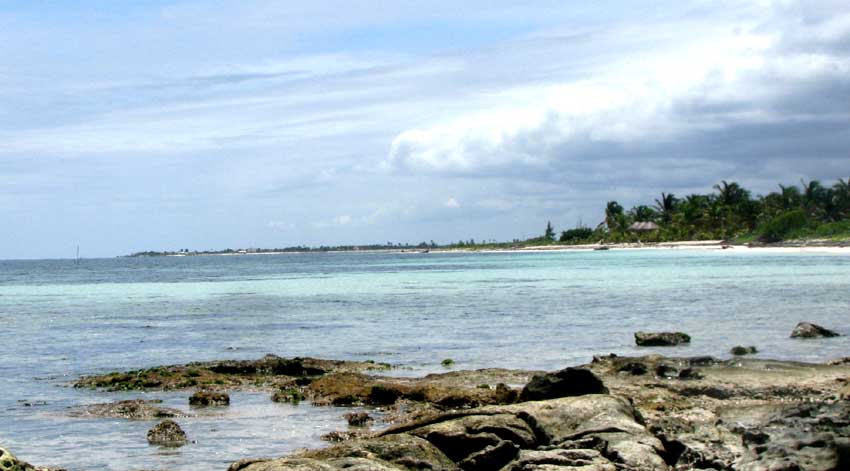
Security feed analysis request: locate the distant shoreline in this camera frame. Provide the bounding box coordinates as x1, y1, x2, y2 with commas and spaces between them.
134, 239, 850, 257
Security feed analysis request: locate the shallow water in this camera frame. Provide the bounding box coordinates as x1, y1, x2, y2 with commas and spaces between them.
1, 249, 849, 469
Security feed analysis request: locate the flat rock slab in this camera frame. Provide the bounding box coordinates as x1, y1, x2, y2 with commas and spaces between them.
68, 399, 188, 420
634, 331, 691, 346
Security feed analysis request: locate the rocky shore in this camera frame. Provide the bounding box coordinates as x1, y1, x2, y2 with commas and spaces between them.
8, 349, 850, 470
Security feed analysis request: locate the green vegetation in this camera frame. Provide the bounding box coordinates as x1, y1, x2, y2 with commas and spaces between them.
552, 178, 850, 245
441, 358, 455, 367
128, 178, 849, 257
559, 227, 594, 243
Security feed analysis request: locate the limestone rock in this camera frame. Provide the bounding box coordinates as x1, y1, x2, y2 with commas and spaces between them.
730, 345, 758, 356
634, 331, 691, 346
0, 448, 66, 471
231, 394, 668, 471
146, 420, 188, 447
69, 399, 186, 420
343, 412, 373, 426
519, 368, 607, 401
189, 390, 230, 406
790, 322, 840, 338
736, 402, 850, 470
302, 434, 455, 470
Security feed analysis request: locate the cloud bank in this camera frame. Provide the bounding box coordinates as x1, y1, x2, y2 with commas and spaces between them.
1, 0, 849, 257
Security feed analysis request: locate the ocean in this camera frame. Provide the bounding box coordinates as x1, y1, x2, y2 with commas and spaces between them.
1, 249, 849, 469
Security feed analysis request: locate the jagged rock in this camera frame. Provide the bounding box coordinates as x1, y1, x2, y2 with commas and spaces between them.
634, 331, 691, 346
790, 322, 840, 338
0, 448, 67, 471
189, 390, 230, 406
494, 383, 519, 404
320, 431, 365, 443
504, 395, 668, 470
343, 412, 373, 426
272, 388, 305, 403
209, 355, 326, 376
301, 434, 455, 470
736, 402, 850, 470
146, 420, 188, 447
730, 345, 758, 356
655, 364, 679, 378
229, 457, 399, 471
677, 368, 703, 380
68, 399, 186, 420
618, 362, 649, 375
519, 367, 607, 401
505, 448, 616, 470
232, 394, 667, 471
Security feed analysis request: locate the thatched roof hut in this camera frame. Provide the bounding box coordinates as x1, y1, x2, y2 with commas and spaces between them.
628, 221, 659, 232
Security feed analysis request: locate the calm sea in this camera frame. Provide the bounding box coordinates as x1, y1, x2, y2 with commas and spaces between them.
1, 250, 849, 470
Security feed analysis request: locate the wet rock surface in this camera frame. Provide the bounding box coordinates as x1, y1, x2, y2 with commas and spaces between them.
343, 412, 373, 426
61, 352, 850, 470
233, 395, 667, 471
0, 448, 66, 471
189, 390, 230, 406
146, 420, 188, 447
634, 331, 691, 346
730, 345, 758, 356
230, 354, 850, 470
790, 322, 840, 338
68, 399, 188, 420
75, 354, 390, 391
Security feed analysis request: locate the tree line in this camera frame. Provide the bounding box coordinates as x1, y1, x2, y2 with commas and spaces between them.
547, 178, 850, 244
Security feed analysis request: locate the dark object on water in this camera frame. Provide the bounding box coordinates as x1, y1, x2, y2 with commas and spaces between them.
594, 246, 610, 251
519, 367, 608, 401
189, 390, 230, 406
634, 331, 691, 346
790, 322, 840, 339
730, 345, 758, 356
147, 419, 188, 447
344, 411, 373, 426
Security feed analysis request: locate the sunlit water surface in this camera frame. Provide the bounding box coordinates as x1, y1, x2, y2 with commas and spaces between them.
1, 250, 849, 469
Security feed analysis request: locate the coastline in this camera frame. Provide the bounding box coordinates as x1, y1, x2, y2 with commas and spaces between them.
152, 239, 850, 258
13, 348, 850, 470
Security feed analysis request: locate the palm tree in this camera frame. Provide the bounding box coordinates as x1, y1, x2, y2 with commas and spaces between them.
831, 178, 850, 218
629, 205, 657, 222
713, 180, 749, 207
680, 194, 709, 231
605, 201, 624, 232
801, 179, 827, 219
653, 192, 678, 224
778, 184, 802, 211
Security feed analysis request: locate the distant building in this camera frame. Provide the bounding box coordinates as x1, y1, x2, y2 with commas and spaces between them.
628, 221, 659, 232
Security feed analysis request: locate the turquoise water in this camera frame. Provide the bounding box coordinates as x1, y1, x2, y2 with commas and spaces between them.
1, 249, 849, 469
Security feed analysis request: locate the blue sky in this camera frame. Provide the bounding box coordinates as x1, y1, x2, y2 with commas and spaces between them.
2, 0, 850, 258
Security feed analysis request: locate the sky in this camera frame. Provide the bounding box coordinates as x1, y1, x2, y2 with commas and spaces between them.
2, 0, 849, 258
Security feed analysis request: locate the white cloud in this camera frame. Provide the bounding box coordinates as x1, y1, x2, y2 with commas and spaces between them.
444, 197, 461, 208
385, 8, 850, 178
